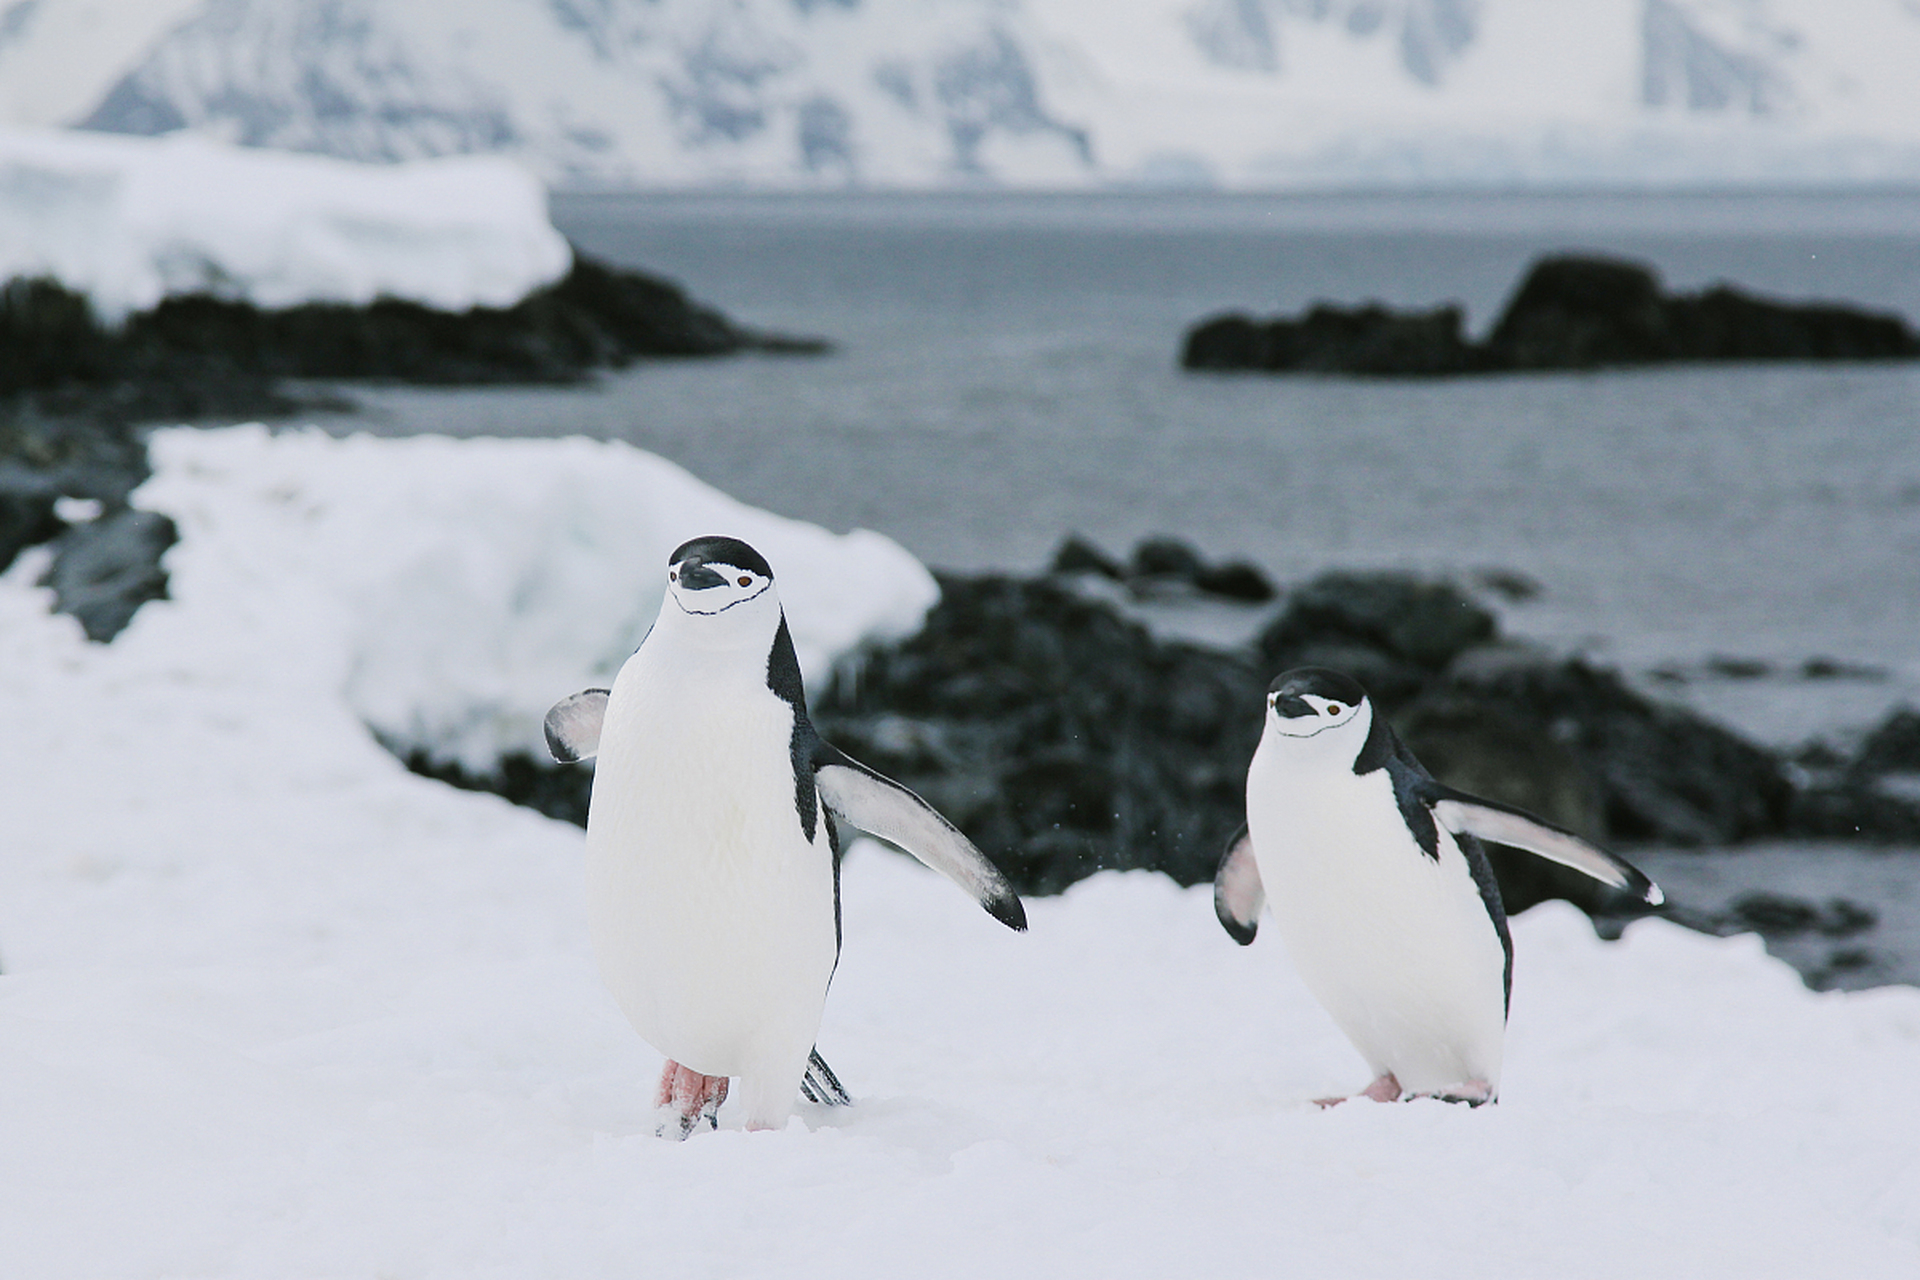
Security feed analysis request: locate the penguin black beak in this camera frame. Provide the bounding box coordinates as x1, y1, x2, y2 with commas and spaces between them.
674, 557, 726, 590
1270, 693, 1316, 719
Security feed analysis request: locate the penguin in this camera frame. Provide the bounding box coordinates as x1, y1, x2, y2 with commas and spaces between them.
1213, 666, 1662, 1106
545, 535, 1026, 1139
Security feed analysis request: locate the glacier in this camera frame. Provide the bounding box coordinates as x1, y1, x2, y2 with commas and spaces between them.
1, 0, 1919, 188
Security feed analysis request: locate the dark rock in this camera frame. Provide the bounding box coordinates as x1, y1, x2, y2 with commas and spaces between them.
405, 555, 1912, 919
1853, 707, 1920, 775
1182, 253, 1920, 377
1051, 533, 1275, 603
1722, 892, 1876, 940
1488, 256, 1920, 368
1470, 568, 1542, 602
1706, 655, 1771, 679
1433, 650, 1790, 845
1483, 256, 1673, 368
0, 489, 61, 574
1130, 535, 1205, 581
1182, 302, 1478, 376
1395, 688, 1610, 915
1801, 656, 1886, 681
1048, 534, 1124, 580
812, 572, 1267, 895
1258, 570, 1497, 683
42, 507, 177, 642
1, 249, 829, 425
2, 248, 823, 639
1191, 560, 1275, 603
1785, 779, 1920, 843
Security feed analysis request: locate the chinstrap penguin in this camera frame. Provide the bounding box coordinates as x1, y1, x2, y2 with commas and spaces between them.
547, 536, 1026, 1138
1214, 667, 1662, 1106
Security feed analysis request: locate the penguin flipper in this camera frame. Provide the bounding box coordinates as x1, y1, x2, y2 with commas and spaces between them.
544, 689, 609, 764
1213, 825, 1264, 945
798, 1048, 852, 1106
1427, 791, 1664, 907
813, 744, 1027, 932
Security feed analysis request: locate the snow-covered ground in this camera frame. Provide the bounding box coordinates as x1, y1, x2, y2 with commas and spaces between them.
0, 128, 569, 319
2, 427, 1918, 1278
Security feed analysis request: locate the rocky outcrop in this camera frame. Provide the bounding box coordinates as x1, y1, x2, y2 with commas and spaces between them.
2, 251, 827, 421
1182, 254, 1920, 376
0, 250, 827, 641
399, 548, 1920, 918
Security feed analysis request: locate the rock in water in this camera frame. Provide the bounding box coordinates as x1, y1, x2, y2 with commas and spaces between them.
1182, 253, 1920, 376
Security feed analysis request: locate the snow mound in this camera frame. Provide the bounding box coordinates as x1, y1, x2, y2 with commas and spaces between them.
0, 428, 1917, 1275
134, 425, 937, 773
0, 128, 571, 320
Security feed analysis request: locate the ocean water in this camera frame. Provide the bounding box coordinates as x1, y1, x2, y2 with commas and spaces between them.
318, 189, 1920, 985
327, 188, 1920, 750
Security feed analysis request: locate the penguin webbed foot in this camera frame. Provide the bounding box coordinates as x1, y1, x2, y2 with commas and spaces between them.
1314, 1073, 1496, 1108
1314, 1073, 1403, 1108
1423, 1079, 1496, 1107
653, 1060, 730, 1140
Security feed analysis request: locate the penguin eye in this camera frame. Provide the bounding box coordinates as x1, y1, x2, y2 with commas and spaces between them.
669, 571, 677, 582
738, 576, 752, 587
1326, 703, 1342, 715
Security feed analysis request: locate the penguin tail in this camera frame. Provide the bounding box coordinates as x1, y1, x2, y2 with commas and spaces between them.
799, 1048, 852, 1107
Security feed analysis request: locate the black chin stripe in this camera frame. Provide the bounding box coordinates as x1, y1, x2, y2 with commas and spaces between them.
670, 580, 771, 616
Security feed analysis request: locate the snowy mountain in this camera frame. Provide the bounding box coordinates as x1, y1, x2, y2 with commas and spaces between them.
3, 0, 1920, 187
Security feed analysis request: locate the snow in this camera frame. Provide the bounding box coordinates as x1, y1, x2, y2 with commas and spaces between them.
1, 425, 1917, 1276
0, 127, 571, 320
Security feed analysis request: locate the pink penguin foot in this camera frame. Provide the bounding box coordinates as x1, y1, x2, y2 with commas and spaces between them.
1422, 1079, 1496, 1107
1315, 1073, 1403, 1108
653, 1060, 730, 1139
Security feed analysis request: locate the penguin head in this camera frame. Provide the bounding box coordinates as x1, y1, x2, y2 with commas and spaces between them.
1262, 667, 1371, 749
663, 536, 780, 635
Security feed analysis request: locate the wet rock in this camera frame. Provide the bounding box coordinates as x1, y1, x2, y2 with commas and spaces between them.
1182, 253, 1920, 377
812, 572, 1266, 894
1182, 303, 1478, 376
1049, 534, 1124, 580
42, 507, 177, 642
1432, 649, 1790, 846
1258, 570, 1496, 686
411, 558, 1909, 918
1854, 707, 1920, 775
1784, 780, 1920, 843
1722, 891, 1876, 940
1050, 534, 1275, 603
0, 489, 61, 573
1129, 535, 1204, 581
1, 249, 828, 424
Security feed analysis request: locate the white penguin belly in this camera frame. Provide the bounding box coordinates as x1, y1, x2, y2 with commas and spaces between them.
1249, 761, 1507, 1095
584, 654, 837, 1079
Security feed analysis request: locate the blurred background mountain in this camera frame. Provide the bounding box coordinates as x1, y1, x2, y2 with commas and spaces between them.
5, 0, 1920, 188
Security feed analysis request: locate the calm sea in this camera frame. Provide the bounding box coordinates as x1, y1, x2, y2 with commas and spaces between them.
319, 189, 1920, 987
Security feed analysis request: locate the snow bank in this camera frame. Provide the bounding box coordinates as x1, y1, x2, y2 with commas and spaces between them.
135, 425, 937, 772
1, 428, 1917, 1277
0, 128, 571, 320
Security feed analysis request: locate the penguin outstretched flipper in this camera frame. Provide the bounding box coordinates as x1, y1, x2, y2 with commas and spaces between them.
544, 689, 610, 764
1422, 786, 1664, 907
1213, 824, 1264, 946
812, 742, 1027, 932
799, 1047, 852, 1106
